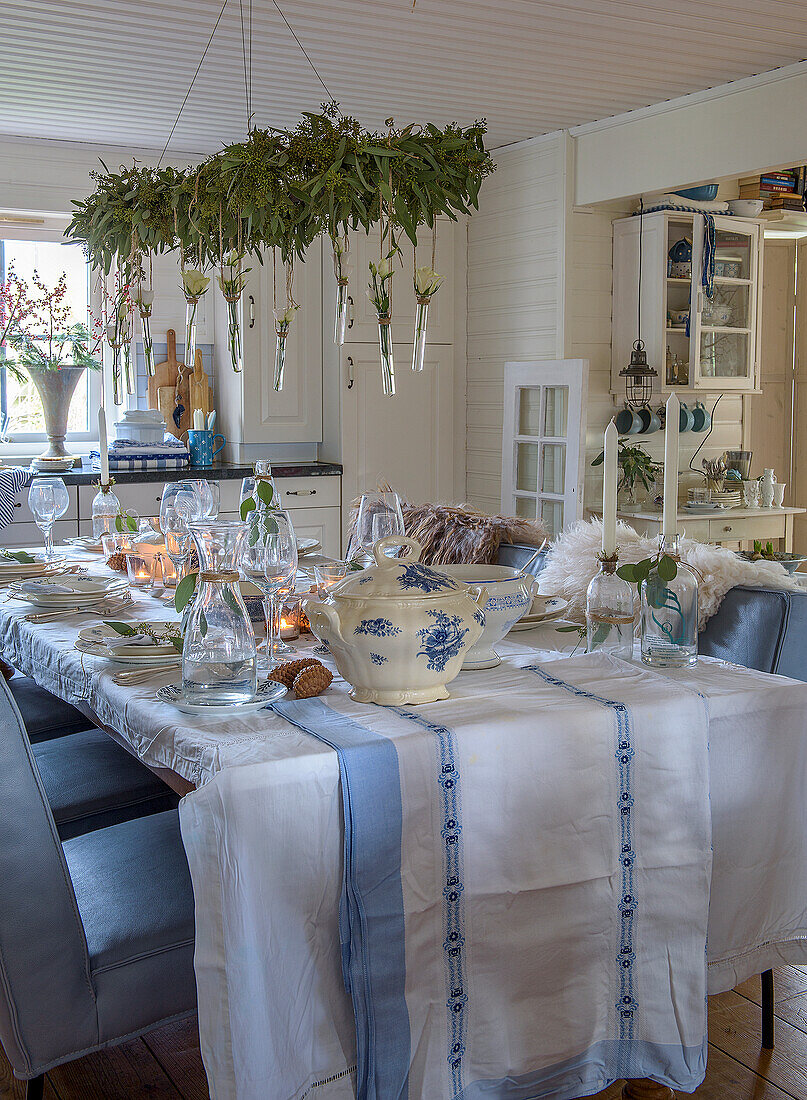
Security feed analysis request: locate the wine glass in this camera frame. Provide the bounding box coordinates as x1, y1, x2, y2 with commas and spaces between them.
184, 478, 219, 519
242, 509, 297, 670
159, 485, 200, 585
356, 490, 404, 558
28, 477, 69, 561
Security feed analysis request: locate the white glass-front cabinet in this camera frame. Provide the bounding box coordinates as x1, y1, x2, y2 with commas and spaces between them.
501, 360, 589, 539
612, 211, 763, 395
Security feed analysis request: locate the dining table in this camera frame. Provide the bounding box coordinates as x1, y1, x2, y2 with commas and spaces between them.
2, 547, 807, 1100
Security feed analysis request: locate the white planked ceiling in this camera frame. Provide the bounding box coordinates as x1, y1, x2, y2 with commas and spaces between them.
2, 0, 807, 156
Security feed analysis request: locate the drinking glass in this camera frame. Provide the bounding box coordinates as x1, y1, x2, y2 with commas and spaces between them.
314, 560, 349, 597
183, 478, 218, 519
159, 484, 201, 584
241, 509, 297, 670
356, 490, 404, 557
28, 477, 69, 561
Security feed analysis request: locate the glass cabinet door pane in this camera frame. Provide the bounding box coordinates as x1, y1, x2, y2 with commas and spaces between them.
541, 500, 564, 537
516, 443, 539, 491
699, 331, 750, 379
702, 284, 749, 329
541, 443, 566, 494
518, 389, 542, 436
543, 386, 568, 437
515, 496, 537, 519
714, 228, 752, 281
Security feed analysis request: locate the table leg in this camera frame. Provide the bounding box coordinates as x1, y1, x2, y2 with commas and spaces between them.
622, 1080, 675, 1099
784, 514, 793, 553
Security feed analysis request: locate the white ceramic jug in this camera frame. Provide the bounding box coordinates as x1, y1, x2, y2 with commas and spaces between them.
760, 468, 776, 509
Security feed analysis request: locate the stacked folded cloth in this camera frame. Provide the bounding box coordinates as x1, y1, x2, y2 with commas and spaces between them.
90, 438, 190, 471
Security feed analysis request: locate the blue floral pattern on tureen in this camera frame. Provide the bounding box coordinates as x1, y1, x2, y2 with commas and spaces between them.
369, 652, 387, 665
398, 563, 457, 594
416, 609, 469, 672
354, 617, 402, 637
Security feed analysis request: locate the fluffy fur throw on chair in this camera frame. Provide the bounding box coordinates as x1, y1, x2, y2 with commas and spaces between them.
348, 501, 548, 565
540, 517, 802, 630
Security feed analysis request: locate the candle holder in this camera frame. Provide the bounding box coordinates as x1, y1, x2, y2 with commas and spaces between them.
640, 535, 698, 667
586, 552, 635, 658
278, 595, 302, 641
125, 550, 154, 589
314, 560, 349, 597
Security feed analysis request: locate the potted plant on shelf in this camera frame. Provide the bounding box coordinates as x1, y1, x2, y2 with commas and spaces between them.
0, 268, 101, 469
592, 437, 663, 511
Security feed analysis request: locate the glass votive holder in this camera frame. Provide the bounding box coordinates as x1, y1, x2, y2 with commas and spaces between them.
314, 560, 349, 597
278, 594, 302, 641
125, 551, 154, 589
102, 531, 132, 563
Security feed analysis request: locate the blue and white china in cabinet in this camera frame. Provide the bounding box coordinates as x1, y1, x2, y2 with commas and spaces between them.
439, 564, 536, 669
304, 536, 487, 705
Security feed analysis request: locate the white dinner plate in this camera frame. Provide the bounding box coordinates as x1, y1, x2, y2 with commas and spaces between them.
683, 503, 734, 514
157, 678, 287, 715
63, 536, 104, 553
11, 576, 129, 606
508, 596, 571, 631
296, 538, 321, 557
76, 621, 182, 664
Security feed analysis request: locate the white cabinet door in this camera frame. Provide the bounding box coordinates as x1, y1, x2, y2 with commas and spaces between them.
287, 506, 342, 558
339, 343, 455, 518
335, 222, 455, 344
501, 359, 588, 538
1, 485, 79, 547
213, 240, 323, 459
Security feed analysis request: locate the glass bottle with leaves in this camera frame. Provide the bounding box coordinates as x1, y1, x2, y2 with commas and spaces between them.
616, 541, 698, 667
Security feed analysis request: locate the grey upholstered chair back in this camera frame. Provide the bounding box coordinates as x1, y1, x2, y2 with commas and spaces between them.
0, 676, 97, 1076
495, 542, 548, 577
699, 586, 807, 681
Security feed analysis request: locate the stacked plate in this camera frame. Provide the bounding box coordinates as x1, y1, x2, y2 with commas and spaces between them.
63, 536, 104, 553
0, 553, 63, 583
10, 575, 129, 608
508, 595, 570, 632
75, 621, 181, 666
297, 538, 321, 557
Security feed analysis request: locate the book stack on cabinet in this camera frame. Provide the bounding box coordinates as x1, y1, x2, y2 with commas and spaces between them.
739, 169, 805, 211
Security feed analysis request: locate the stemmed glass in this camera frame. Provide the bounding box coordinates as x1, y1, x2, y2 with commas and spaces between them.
159, 484, 202, 585
355, 489, 404, 560
242, 509, 297, 670
28, 478, 69, 561
183, 479, 219, 518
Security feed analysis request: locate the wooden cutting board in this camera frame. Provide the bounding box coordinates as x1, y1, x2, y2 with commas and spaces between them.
148, 329, 189, 439
189, 349, 213, 424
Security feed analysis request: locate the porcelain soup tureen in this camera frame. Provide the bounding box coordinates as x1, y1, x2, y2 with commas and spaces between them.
305, 536, 487, 705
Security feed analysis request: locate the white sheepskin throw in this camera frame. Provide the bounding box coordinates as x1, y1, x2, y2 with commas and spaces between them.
540, 517, 802, 630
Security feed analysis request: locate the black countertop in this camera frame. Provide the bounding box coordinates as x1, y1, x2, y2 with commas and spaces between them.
30, 460, 342, 487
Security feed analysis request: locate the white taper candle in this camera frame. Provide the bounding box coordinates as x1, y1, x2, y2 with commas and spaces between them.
98, 407, 109, 486
663, 393, 680, 537
602, 419, 618, 556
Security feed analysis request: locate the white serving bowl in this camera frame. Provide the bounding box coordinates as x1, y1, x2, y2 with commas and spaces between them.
439, 565, 536, 668
728, 199, 764, 217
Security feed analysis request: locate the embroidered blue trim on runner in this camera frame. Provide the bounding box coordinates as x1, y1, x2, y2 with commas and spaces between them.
522, 666, 639, 1055
391, 707, 468, 1099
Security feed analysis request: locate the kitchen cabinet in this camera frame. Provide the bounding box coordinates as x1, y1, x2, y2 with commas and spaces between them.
590, 506, 805, 551
612, 211, 764, 395
212, 239, 324, 460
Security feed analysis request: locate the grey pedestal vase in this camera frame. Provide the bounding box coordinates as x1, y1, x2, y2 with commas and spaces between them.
27, 364, 87, 469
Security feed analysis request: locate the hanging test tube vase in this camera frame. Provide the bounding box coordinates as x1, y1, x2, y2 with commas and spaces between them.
140, 307, 155, 376
335, 279, 349, 346
226, 298, 243, 374
377, 315, 396, 396
412, 296, 430, 372
123, 340, 135, 396
274, 330, 288, 391
184, 297, 199, 370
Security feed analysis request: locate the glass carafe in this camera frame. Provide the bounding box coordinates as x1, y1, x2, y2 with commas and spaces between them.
640, 535, 698, 667
182, 521, 257, 705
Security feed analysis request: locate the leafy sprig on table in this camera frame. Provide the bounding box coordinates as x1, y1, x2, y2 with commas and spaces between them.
105, 621, 184, 652
0, 548, 35, 564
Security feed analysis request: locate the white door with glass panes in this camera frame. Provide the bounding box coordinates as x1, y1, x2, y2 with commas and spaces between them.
690, 215, 761, 390
501, 360, 588, 539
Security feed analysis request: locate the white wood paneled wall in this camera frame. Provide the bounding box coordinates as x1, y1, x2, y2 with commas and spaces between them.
465, 133, 746, 515
465, 134, 567, 512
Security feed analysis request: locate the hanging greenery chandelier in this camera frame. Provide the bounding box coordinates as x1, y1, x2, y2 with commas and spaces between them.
67, 104, 494, 401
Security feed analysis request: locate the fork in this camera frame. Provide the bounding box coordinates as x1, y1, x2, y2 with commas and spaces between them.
111, 662, 181, 686
25, 596, 133, 624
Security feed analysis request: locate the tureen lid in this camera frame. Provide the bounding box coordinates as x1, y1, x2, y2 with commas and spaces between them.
334, 536, 465, 600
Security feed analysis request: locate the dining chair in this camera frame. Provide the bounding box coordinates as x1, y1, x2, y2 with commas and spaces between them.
0, 676, 196, 1098
7, 673, 90, 742
32, 726, 179, 839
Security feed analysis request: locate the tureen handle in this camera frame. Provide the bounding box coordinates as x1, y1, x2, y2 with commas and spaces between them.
373, 535, 422, 568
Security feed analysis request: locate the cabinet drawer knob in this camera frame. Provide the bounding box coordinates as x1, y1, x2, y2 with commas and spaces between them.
286, 489, 316, 496
723, 525, 732, 532
14, 502, 21, 509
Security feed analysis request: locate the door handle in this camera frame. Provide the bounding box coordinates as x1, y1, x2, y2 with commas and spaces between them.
248, 295, 255, 329
347, 355, 354, 390
347, 296, 354, 329
285, 489, 316, 497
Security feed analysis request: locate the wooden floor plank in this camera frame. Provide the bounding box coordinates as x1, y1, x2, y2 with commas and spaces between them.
0, 1040, 58, 1100
143, 1018, 209, 1100
735, 966, 807, 1007
45, 1037, 183, 1100
773, 992, 807, 1038
709, 989, 807, 1098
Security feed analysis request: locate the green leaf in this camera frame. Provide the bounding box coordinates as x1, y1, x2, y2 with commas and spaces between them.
256, 481, 274, 507
115, 514, 123, 532
657, 554, 678, 582
199, 609, 208, 638
617, 564, 636, 582
591, 451, 604, 467
1, 549, 35, 563
556, 624, 584, 632
240, 496, 256, 521
170, 637, 184, 653
223, 588, 242, 616
590, 623, 611, 648
174, 571, 198, 613
104, 621, 137, 635
126, 514, 137, 532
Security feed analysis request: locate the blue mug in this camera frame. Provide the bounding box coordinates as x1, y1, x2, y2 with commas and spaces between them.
188, 429, 225, 467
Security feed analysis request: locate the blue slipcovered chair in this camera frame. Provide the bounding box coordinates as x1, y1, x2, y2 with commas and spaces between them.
7, 673, 89, 742
0, 676, 196, 1098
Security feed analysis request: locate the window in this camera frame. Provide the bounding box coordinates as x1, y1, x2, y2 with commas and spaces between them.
0, 231, 103, 447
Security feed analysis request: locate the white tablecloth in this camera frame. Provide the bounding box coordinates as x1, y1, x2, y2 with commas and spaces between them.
2, 555, 807, 1100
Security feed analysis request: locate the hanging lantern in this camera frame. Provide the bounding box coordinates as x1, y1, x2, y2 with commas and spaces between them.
619, 340, 658, 409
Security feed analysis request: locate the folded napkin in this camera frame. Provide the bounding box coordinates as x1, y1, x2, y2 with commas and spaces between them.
104, 633, 161, 654
18, 581, 73, 595
110, 439, 189, 453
